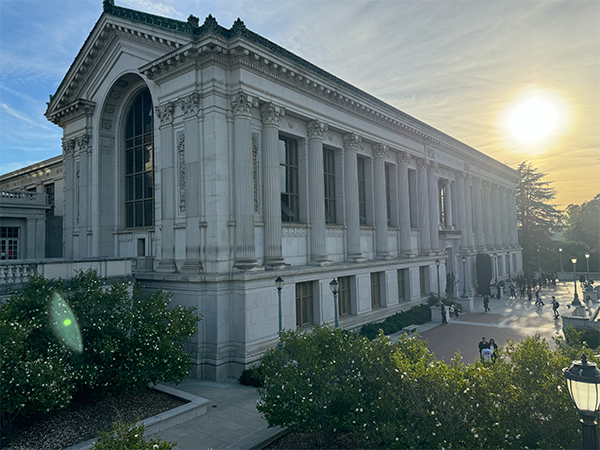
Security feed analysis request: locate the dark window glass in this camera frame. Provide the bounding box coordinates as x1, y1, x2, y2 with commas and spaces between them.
420, 266, 427, 297
385, 165, 391, 225
371, 272, 381, 308
358, 157, 366, 225
439, 181, 446, 227
45, 184, 55, 216
398, 269, 407, 301
125, 88, 154, 228
323, 147, 336, 224
338, 276, 351, 316
1, 227, 20, 260
280, 136, 299, 222
296, 282, 313, 328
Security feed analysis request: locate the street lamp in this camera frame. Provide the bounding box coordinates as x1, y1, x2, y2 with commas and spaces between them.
275, 276, 285, 351
537, 248, 541, 272
461, 256, 468, 298
507, 251, 511, 281
586, 253, 593, 292
572, 258, 583, 307
329, 278, 340, 329
559, 248, 564, 272
435, 259, 442, 307
563, 354, 600, 450
494, 253, 498, 285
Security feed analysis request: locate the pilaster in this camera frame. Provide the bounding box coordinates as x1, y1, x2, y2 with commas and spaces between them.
456, 171, 467, 251
373, 143, 391, 259
483, 180, 493, 248
427, 161, 440, 253
343, 133, 365, 262
491, 183, 501, 249
472, 176, 485, 249
443, 180, 453, 229
417, 159, 431, 254
465, 174, 475, 249
397, 152, 415, 256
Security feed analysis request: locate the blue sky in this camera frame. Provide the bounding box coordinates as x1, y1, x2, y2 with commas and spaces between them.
1, 0, 598, 207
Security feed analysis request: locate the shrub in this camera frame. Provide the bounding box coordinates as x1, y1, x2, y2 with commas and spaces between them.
92, 421, 175, 450
238, 365, 263, 387
563, 325, 600, 349
0, 271, 202, 422
359, 304, 431, 340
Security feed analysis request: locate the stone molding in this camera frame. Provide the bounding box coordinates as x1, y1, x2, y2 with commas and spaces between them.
177, 131, 186, 213
252, 132, 259, 213
306, 120, 328, 140
231, 92, 258, 117
342, 132, 361, 151
373, 143, 389, 159
360, 229, 374, 237
260, 103, 285, 127
282, 226, 308, 237
325, 227, 344, 237
155, 102, 174, 125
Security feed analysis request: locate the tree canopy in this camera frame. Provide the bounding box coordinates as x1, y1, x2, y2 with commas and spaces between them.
562, 193, 600, 272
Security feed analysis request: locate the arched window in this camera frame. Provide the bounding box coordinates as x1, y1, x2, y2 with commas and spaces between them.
124, 88, 153, 228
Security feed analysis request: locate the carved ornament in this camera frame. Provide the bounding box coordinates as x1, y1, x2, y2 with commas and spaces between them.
180, 92, 200, 117
397, 151, 411, 166
306, 120, 328, 140
417, 159, 428, 171
177, 131, 186, 213
260, 103, 285, 127
343, 133, 361, 151
231, 92, 258, 117
373, 143, 389, 159
155, 103, 174, 125
62, 138, 75, 157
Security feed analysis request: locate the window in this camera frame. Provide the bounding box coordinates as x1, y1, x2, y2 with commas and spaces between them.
358, 157, 366, 225
27, 187, 37, 193
296, 281, 313, 328
45, 183, 55, 216
371, 272, 382, 308
398, 268, 407, 301
280, 135, 299, 222
439, 181, 446, 228
1, 227, 19, 260
125, 88, 154, 228
419, 266, 427, 297
408, 169, 417, 228
323, 147, 336, 224
338, 276, 351, 316
385, 165, 391, 226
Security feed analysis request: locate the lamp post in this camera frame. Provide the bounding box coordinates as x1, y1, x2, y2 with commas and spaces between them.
275, 276, 284, 351
586, 253, 592, 292
494, 253, 498, 285
435, 259, 442, 307
537, 248, 541, 272
461, 256, 468, 298
559, 248, 564, 272
330, 278, 340, 329
563, 354, 600, 450
572, 258, 583, 307
507, 251, 511, 281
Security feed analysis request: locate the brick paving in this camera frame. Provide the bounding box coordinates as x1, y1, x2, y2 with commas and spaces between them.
419, 282, 575, 365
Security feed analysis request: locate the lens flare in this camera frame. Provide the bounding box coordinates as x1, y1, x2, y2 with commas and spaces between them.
49, 292, 83, 353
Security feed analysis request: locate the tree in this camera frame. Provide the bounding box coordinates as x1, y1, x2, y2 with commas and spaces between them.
516, 162, 562, 273
562, 193, 600, 272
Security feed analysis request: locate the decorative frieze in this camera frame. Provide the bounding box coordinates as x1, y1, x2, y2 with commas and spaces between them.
325, 228, 344, 237
282, 227, 308, 237
360, 229, 374, 237
177, 131, 186, 213
118, 233, 134, 242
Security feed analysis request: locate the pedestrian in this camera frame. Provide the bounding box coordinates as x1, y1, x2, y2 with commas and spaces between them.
489, 338, 499, 363
479, 337, 489, 362
441, 304, 447, 324
496, 284, 501, 299
535, 288, 544, 307
510, 284, 516, 299
527, 286, 532, 302
587, 295, 594, 317
483, 295, 490, 312
552, 296, 560, 319
453, 303, 460, 317
520, 285, 526, 299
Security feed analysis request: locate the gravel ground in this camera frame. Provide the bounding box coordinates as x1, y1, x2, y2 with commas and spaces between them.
264, 432, 364, 450
4, 389, 185, 450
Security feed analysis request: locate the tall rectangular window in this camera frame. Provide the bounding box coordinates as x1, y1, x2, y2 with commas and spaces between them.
280, 135, 299, 223
419, 266, 427, 297
385, 165, 391, 225
1, 227, 19, 260
45, 183, 55, 216
371, 272, 382, 308
323, 147, 336, 224
358, 157, 366, 225
398, 268, 407, 301
338, 276, 351, 316
439, 181, 446, 228
408, 169, 417, 228
296, 281, 313, 328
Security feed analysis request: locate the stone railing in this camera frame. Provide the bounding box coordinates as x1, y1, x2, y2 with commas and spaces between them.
0, 263, 37, 285
0, 190, 49, 207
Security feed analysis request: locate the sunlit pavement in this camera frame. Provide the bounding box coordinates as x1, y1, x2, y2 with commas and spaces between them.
408, 282, 584, 365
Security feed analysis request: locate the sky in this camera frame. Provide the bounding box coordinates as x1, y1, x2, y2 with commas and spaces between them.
0, 0, 598, 208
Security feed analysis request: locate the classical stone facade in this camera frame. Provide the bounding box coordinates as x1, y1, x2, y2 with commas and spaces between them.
5, 1, 522, 379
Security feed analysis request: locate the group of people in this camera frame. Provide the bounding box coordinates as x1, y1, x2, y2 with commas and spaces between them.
440, 303, 460, 324
478, 337, 498, 363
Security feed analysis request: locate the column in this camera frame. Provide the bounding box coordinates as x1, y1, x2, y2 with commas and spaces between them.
155, 102, 176, 272
373, 144, 391, 259
416, 159, 431, 254
62, 138, 75, 259
509, 189, 519, 247
491, 184, 501, 248
180, 93, 203, 273
456, 172, 467, 250
443, 180, 453, 229
343, 133, 365, 261
231, 92, 258, 270
261, 103, 286, 268
483, 180, 493, 248
465, 175, 475, 249
307, 120, 331, 265
76, 134, 91, 257
502, 187, 511, 248
397, 152, 414, 256
427, 162, 440, 252
472, 177, 485, 249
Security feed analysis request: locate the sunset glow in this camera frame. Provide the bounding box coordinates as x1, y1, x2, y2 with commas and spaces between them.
509, 98, 557, 143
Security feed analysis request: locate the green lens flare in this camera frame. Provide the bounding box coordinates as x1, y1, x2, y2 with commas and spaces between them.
50, 292, 83, 353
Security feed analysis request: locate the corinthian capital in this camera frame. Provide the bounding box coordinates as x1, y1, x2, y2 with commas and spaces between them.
427, 161, 439, 173
306, 120, 328, 140
231, 92, 258, 117
397, 151, 411, 166
155, 102, 174, 125
472, 176, 482, 188
77, 133, 91, 153
180, 92, 200, 117
417, 158, 428, 172
343, 132, 361, 151
373, 143, 389, 159
260, 103, 285, 127
62, 138, 75, 157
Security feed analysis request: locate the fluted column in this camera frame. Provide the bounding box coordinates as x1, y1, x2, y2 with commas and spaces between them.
155, 102, 176, 272
261, 103, 286, 268
483, 180, 493, 248
465, 174, 475, 249
343, 133, 365, 261
417, 159, 431, 254
502, 187, 511, 248
456, 172, 467, 250
491, 184, 501, 248
373, 144, 391, 259
232, 92, 258, 270
397, 152, 414, 256
443, 180, 453, 229
472, 177, 485, 249
307, 120, 331, 265
427, 162, 440, 252
62, 138, 75, 259
510, 189, 519, 247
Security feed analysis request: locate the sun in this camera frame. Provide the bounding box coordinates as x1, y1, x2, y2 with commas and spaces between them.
508, 98, 558, 144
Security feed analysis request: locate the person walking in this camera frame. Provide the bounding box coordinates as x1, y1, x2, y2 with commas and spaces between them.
441, 304, 448, 324
535, 288, 544, 307
489, 338, 499, 363
510, 284, 516, 299
479, 337, 489, 362
483, 295, 490, 312
552, 296, 560, 319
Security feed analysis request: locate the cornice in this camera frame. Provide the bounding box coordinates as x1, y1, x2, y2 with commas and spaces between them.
46, 99, 96, 126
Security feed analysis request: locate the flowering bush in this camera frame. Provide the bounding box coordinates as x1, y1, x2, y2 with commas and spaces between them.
0, 271, 201, 423
92, 421, 174, 450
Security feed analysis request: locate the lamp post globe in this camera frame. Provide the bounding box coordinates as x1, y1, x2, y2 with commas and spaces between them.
435, 259, 442, 307
330, 278, 340, 329
586, 253, 592, 292
275, 277, 284, 351
572, 258, 582, 307
461, 256, 468, 298
563, 354, 600, 450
